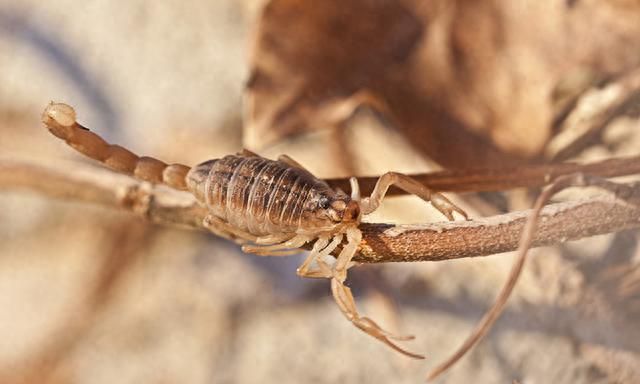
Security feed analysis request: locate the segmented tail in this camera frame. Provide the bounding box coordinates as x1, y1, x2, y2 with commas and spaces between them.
42, 102, 190, 191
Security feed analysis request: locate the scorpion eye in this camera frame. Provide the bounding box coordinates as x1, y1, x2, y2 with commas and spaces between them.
318, 197, 330, 209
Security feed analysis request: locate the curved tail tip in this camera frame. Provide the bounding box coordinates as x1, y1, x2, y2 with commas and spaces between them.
42, 102, 76, 127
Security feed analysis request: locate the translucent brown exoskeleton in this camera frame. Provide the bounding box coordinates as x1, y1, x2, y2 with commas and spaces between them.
42, 102, 468, 359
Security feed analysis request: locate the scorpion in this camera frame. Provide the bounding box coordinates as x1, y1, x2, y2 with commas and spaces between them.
42, 102, 467, 359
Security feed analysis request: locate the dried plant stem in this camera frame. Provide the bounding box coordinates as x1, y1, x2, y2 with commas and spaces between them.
2, 158, 640, 264
357, 192, 640, 263
0, 157, 208, 229
326, 155, 640, 195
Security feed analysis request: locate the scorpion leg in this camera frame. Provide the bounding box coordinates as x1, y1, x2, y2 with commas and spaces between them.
349, 177, 361, 201
297, 235, 341, 279
242, 234, 311, 256
255, 233, 296, 245
203, 216, 301, 256
359, 172, 467, 220
203, 214, 257, 242
330, 227, 425, 359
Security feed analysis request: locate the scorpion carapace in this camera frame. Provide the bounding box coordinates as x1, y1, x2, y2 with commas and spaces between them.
42, 102, 467, 360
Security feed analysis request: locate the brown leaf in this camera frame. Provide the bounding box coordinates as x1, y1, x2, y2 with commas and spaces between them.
244, 0, 422, 147
245, 0, 640, 169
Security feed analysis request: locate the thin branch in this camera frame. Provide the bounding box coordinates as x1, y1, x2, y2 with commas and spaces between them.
325, 155, 640, 195
2, 158, 640, 264
357, 193, 640, 263
0, 157, 208, 230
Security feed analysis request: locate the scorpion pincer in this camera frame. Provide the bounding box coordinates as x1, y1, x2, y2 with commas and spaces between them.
42, 102, 468, 359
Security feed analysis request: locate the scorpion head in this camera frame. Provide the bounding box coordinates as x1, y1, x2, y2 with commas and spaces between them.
304, 191, 361, 231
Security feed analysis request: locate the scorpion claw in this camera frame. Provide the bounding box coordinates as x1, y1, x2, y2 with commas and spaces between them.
357, 317, 415, 341
353, 317, 425, 359
331, 278, 425, 360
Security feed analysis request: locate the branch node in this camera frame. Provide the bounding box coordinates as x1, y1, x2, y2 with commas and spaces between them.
117, 183, 153, 218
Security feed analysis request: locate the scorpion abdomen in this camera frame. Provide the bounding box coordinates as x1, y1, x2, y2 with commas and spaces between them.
187, 154, 334, 236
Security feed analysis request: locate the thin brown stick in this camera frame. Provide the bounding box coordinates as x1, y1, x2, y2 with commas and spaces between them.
2, 158, 640, 264
0, 157, 209, 231
325, 155, 640, 195
425, 174, 640, 381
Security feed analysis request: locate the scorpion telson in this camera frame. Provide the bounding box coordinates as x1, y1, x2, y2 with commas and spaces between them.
42, 102, 468, 359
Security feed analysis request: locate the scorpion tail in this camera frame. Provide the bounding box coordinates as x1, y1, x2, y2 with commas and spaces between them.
42, 102, 191, 191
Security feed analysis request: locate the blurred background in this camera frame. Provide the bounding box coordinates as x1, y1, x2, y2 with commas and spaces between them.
0, 1, 639, 383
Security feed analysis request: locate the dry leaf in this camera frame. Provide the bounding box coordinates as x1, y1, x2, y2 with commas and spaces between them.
244, 0, 640, 168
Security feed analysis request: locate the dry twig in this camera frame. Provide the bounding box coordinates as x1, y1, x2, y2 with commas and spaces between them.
326, 155, 640, 195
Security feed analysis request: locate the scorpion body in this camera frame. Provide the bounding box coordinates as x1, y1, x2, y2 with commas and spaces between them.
42, 102, 466, 359
187, 155, 357, 238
